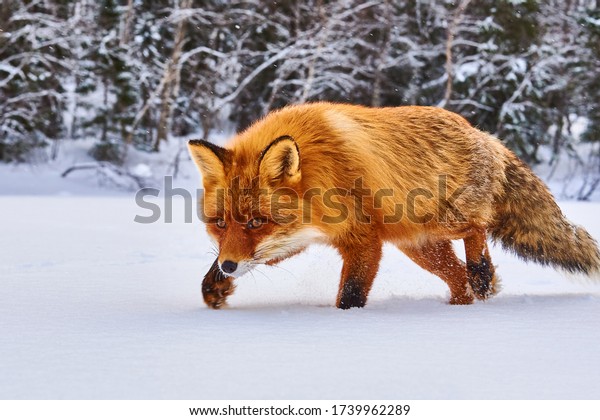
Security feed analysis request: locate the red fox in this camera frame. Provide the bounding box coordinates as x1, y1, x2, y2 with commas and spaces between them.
188, 102, 600, 309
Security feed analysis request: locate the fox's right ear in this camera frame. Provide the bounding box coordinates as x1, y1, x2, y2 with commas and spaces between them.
187, 140, 230, 186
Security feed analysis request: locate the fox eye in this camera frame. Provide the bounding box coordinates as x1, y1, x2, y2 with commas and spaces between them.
247, 218, 265, 229
216, 218, 226, 228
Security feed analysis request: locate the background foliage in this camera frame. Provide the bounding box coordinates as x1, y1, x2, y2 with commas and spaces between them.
1, 0, 599, 172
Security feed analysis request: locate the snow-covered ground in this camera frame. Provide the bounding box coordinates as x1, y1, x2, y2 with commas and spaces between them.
1, 193, 599, 399
1, 141, 599, 399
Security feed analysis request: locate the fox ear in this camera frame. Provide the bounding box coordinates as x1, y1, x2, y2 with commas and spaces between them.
259, 136, 301, 186
188, 140, 230, 186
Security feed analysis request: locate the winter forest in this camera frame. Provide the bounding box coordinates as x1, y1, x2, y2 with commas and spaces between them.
1, 0, 600, 197
4, 1, 600, 404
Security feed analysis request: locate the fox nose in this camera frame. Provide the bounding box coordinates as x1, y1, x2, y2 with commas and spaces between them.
221, 260, 238, 274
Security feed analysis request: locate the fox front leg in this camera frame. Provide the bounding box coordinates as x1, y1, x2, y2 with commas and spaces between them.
202, 258, 235, 309
335, 238, 383, 309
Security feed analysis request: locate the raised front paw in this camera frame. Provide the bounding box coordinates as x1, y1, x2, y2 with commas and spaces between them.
202, 277, 235, 309
202, 259, 235, 309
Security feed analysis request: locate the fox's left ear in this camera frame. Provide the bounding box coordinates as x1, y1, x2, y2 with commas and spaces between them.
188, 139, 230, 187
259, 135, 301, 186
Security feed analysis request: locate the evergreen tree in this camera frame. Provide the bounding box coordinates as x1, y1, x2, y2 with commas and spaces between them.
580, 6, 600, 144
78, 0, 137, 162
0, 0, 69, 161
446, 0, 546, 162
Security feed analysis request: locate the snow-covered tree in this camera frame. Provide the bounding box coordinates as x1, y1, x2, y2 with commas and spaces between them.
0, 0, 70, 161
75, 0, 138, 162
1, 0, 599, 188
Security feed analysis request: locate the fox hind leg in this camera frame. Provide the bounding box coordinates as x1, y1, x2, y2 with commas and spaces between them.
464, 228, 499, 300
399, 240, 474, 305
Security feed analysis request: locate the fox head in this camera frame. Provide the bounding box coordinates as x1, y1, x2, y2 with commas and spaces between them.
188, 136, 320, 277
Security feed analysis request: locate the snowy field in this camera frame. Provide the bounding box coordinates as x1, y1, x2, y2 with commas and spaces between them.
1, 151, 600, 400
1, 192, 599, 400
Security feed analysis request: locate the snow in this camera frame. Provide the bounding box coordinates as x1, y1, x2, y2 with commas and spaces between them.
1, 139, 599, 399
0, 137, 207, 195
585, 16, 600, 27
130, 163, 153, 178
455, 62, 479, 83
1, 188, 599, 399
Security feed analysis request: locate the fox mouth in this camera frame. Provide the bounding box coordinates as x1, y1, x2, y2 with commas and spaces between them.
217, 250, 295, 278
216, 228, 328, 278
218, 261, 252, 278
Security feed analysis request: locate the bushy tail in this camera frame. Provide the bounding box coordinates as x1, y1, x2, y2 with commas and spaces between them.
490, 155, 600, 277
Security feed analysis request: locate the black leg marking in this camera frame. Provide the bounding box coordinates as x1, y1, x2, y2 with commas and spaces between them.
467, 255, 494, 299
338, 278, 367, 310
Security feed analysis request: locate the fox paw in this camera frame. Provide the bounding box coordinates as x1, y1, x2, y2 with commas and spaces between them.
202, 279, 235, 309
467, 257, 500, 301
202, 261, 235, 309
449, 293, 474, 305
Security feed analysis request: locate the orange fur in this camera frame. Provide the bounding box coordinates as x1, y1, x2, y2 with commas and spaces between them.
189, 102, 600, 309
